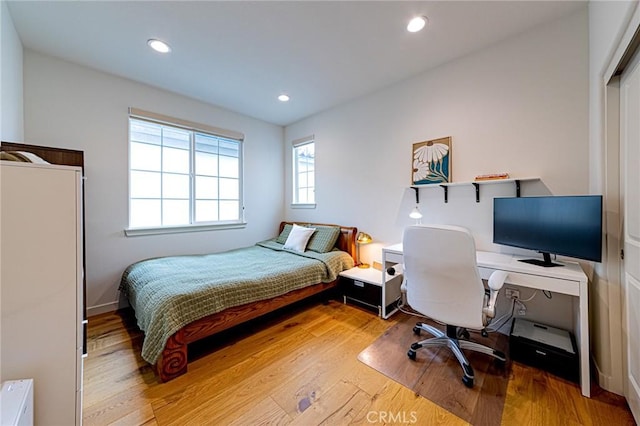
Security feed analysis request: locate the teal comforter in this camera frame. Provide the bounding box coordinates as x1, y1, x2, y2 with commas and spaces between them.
119, 240, 354, 364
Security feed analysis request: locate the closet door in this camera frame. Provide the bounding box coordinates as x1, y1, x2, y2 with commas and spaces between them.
621, 44, 640, 424
0, 162, 83, 425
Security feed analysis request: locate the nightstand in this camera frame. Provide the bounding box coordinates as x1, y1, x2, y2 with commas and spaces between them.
338, 266, 403, 319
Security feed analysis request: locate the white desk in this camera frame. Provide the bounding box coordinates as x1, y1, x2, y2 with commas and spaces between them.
381, 243, 591, 397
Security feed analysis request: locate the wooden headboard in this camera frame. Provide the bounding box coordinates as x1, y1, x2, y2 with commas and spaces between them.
279, 221, 358, 264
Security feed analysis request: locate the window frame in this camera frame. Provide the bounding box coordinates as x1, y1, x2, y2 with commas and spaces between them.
125, 110, 246, 236
291, 136, 316, 209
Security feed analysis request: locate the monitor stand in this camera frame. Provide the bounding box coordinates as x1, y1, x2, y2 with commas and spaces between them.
518, 252, 563, 268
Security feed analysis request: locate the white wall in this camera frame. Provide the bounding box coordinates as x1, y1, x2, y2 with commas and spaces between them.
588, 0, 638, 395
1, 1, 24, 141
23, 51, 284, 315
284, 9, 589, 332
286, 9, 588, 256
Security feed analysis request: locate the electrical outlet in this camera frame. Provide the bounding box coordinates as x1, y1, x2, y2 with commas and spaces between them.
505, 288, 520, 299
518, 308, 527, 315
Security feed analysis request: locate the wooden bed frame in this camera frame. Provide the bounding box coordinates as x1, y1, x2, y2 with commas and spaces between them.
155, 221, 358, 382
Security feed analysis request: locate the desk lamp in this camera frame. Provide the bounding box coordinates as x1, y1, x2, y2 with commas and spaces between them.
356, 232, 372, 268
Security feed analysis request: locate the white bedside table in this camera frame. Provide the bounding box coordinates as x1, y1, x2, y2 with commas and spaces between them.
338, 266, 403, 319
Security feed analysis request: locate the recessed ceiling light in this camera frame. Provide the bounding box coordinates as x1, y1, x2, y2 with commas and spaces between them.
147, 39, 171, 53
407, 16, 428, 33
278, 94, 290, 102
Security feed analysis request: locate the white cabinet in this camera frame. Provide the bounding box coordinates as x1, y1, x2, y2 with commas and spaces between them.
1, 161, 84, 425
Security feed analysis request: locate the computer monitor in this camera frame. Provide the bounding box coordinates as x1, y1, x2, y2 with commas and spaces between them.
493, 195, 603, 267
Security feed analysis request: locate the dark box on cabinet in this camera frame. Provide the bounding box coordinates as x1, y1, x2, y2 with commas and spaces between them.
340, 276, 381, 313
509, 318, 579, 383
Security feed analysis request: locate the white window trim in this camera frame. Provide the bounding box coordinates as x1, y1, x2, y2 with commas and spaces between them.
124, 221, 247, 237
128, 107, 245, 141
126, 109, 245, 235
292, 135, 315, 207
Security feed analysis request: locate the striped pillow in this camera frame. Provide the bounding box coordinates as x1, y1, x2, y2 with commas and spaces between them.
306, 225, 341, 253
276, 224, 294, 244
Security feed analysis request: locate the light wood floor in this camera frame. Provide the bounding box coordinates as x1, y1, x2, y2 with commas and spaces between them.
83, 299, 635, 425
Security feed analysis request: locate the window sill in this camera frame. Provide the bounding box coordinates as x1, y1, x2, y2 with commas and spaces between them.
125, 222, 247, 237
291, 203, 316, 209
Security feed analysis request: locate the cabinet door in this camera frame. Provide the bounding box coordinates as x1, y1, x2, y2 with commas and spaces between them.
1, 162, 82, 425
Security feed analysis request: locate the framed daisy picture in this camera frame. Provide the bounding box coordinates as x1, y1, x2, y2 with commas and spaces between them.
411, 136, 452, 185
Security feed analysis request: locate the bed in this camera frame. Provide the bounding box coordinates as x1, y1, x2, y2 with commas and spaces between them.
120, 221, 358, 382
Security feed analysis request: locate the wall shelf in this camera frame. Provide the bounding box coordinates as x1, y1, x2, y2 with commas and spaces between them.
411, 177, 540, 203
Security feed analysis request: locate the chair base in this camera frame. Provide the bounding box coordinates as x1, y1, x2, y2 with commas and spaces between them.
407, 322, 506, 388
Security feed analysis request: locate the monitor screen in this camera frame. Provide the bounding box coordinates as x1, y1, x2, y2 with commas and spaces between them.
493, 195, 603, 266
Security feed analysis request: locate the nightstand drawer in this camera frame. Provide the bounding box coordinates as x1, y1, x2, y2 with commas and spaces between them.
340, 276, 381, 309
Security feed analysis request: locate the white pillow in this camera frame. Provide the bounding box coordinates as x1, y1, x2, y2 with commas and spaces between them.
283, 224, 316, 252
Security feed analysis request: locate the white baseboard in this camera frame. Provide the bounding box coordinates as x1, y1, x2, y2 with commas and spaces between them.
86, 301, 120, 317
594, 356, 624, 396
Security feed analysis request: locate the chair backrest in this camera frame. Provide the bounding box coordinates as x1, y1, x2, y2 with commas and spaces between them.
403, 224, 486, 329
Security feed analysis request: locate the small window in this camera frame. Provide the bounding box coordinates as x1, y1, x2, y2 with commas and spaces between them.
128, 116, 243, 233
292, 138, 315, 206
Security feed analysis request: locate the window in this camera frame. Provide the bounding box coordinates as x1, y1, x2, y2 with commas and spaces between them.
128, 114, 243, 234
292, 138, 315, 206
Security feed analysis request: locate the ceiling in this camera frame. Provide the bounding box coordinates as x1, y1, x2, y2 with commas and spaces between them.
7, 1, 586, 126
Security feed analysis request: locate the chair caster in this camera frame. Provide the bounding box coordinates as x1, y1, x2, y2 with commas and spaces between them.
413, 326, 421, 336
493, 350, 507, 363
494, 358, 507, 368
407, 349, 417, 360
481, 329, 489, 338
457, 328, 470, 340
462, 375, 474, 388
410, 342, 421, 350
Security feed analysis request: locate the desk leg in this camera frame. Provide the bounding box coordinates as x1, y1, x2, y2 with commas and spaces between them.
579, 283, 591, 397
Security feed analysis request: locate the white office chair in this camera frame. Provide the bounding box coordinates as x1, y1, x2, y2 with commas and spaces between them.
402, 224, 508, 388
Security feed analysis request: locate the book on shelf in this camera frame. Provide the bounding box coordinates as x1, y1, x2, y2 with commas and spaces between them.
474, 173, 510, 181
